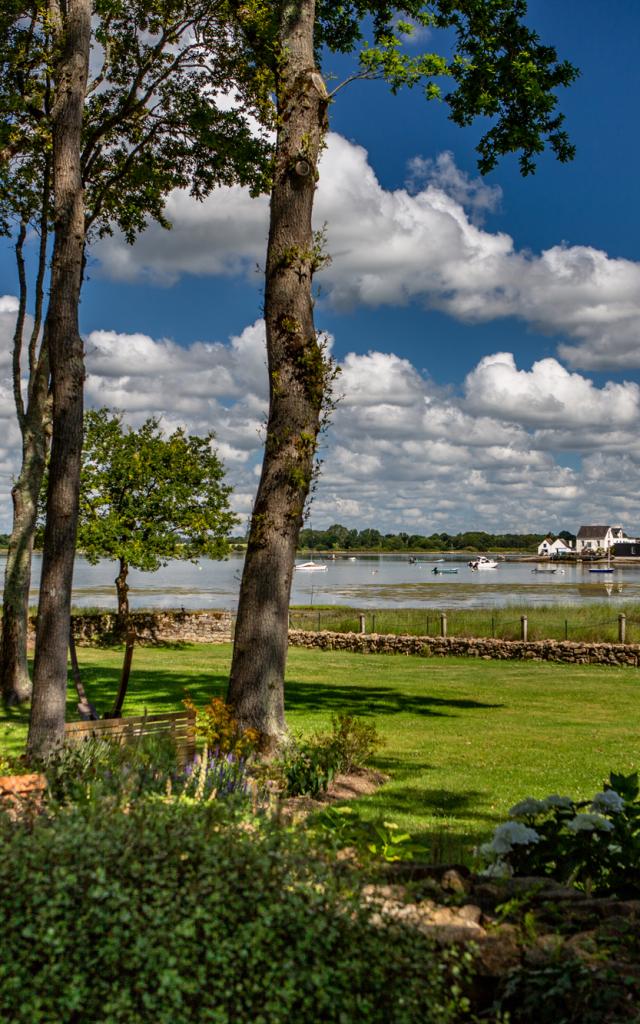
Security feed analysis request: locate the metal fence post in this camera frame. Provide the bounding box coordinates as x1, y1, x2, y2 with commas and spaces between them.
359, 614, 366, 634
491, 616, 495, 638
619, 613, 626, 644
440, 612, 447, 638
372, 613, 376, 633
565, 619, 568, 640
521, 615, 528, 642
317, 610, 321, 631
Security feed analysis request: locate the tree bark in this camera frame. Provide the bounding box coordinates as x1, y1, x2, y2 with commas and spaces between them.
1, 403, 49, 706
228, 0, 329, 743
27, 0, 91, 760
115, 557, 130, 634
1, 199, 51, 706
109, 629, 135, 719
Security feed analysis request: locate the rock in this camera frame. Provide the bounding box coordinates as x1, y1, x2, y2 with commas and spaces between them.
441, 868, 469, 894
0, 773, 47, 819
474, 929, 522, 976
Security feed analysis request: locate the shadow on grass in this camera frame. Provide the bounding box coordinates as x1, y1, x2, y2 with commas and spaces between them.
284, 679, 503, 718
316, 772, 500, 862
61, 663, 229, 719
53, 665, 504, 725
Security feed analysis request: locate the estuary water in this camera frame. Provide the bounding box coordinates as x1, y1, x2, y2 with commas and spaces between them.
2, 552, 640, 611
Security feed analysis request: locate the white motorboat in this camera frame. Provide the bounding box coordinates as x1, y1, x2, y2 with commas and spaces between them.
294, 561, 328, 573
468, 556, 498, 570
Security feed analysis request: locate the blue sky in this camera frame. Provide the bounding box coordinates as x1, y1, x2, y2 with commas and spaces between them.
2, 0, 640, 536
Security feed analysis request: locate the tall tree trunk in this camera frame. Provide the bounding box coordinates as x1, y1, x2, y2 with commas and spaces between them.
27, 0, 91, 760
1, 409, 49, 705
1, 161, 51, 707
227, 0, 329, 743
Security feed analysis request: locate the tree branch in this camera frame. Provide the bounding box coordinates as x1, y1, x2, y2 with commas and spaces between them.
27, 155, 51, 392
12, 221, 28, 430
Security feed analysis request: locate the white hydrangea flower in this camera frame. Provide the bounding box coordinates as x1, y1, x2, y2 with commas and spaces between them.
590, 790, 625, 814
479, 859, 512, 879
542, 794, 574, 811
491, 821, 540, 854
509, 797, 547, 818
567, 813, 614, 833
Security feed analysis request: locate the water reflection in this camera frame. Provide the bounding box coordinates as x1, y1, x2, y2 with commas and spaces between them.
2, 552, 639, 610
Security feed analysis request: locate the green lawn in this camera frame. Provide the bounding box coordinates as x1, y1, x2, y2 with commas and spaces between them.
3, 643, 639, 859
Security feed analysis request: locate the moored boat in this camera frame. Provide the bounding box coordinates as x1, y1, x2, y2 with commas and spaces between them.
294, 561, 328, 573
468, 556, 498, 570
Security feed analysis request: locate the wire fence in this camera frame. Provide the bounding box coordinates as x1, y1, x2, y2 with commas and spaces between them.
288, 607, 640, 644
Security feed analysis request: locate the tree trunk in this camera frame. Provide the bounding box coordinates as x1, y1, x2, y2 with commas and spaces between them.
27, 0, 91, 761
1, 412, 49, 705
68, 624, 99, 720
227, 0, 329, 744
111, 557, 135, 715
115, 557, 130, 637
2, 174, 51, 707
109, 629, 135, 719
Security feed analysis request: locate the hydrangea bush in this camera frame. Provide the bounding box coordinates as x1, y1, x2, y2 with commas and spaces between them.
479, 770, 640, 897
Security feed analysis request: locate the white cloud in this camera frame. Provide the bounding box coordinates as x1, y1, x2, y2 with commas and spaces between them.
2, 303, 640, 535
95, 135, 640, 371
464, 353, 640, 428
405, 150, 502, 223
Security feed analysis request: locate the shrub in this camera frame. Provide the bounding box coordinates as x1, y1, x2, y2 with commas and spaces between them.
42, 734, 180, 806
313, 806, 429, 863
0, 800, 471, 1023
498, 957, 640, 1024
279, 737, 340, 797
479, 770, 640, 897
183, 695, 259, 757
279, 714, 382, 798
318, 713, 382, 773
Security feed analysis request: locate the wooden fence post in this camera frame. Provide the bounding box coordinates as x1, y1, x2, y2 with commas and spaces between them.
521, 615, 528, 642
359, 614, 366, 634
440, 612, 447, 638
619, 613, 626, 644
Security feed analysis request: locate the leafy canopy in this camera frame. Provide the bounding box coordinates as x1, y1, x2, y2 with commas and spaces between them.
78, 408, 237, 571
1, 0, 273, 243
232, 0, 578, 175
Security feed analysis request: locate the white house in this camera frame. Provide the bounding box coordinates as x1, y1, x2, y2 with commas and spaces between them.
537, 537, 573, 557
575, 525, 626, 554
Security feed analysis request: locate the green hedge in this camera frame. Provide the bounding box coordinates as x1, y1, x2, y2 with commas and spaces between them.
0, 801, 468, 1023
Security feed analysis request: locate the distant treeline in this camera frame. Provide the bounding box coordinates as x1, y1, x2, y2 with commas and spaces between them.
296, 524, 576, 552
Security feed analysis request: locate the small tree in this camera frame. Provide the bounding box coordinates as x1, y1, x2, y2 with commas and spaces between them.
79, 409, 237, 626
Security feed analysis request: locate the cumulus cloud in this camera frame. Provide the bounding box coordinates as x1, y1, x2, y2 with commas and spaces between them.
464, 353, 640, 428
2, 303, 640, 535
405, 150, 502, 223
95, 135, 640, 371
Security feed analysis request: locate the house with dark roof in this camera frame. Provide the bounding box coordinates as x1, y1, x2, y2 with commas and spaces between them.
575, 525, 626, 554
537, 536, 573, 557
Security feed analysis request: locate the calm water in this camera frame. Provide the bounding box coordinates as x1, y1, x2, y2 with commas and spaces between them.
2, 552, 639, 611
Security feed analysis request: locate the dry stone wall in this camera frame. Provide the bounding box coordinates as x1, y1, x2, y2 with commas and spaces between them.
25, 610, 235, 646
21, 612, 640, 666
287, 629, 640, 667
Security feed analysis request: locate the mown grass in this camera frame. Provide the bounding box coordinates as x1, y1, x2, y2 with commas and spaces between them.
289, 601, 640, 643
3, 643, 639, 862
